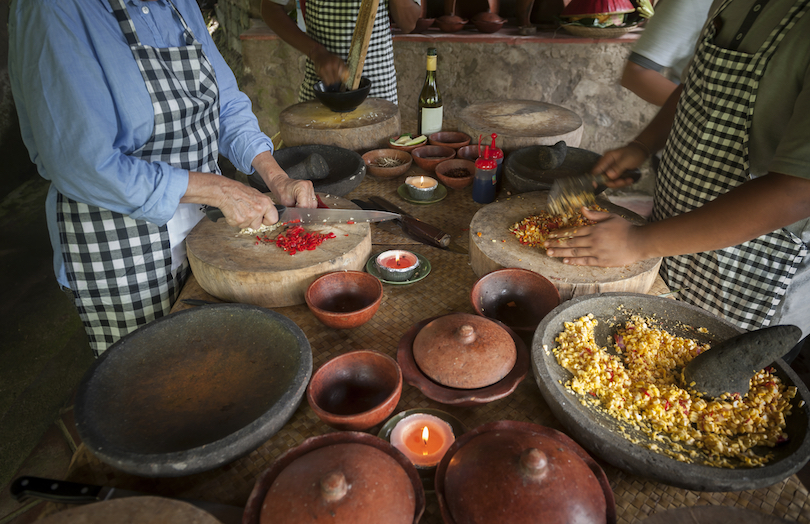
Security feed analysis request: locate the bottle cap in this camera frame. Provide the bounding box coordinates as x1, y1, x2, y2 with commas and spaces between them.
487, 133, 503, 160
475, 145, 497, 170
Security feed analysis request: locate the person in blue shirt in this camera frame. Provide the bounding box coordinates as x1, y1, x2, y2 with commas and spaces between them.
8, 0, 317, 356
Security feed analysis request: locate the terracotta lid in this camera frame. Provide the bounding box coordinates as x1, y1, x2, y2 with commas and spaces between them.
437, 421, 615, 524
260, 442, 416, 524
412, 313, 516, 389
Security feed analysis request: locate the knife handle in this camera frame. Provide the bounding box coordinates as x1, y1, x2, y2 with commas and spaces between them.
11, 476, 103, 503
205, 204, 286, 223
400, 216, 451, 248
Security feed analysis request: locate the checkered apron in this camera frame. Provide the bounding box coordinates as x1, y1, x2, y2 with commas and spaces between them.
57, 0, 220, 356
652, 0, 809, 330
299, 0, 398, 103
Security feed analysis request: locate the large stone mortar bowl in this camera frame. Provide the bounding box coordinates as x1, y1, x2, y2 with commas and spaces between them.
532, 293, 810, 491
74, 304, 312, 477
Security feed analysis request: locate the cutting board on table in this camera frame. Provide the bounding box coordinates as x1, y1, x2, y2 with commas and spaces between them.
457, 100, 583, 154
468, 191, 661, 302
186, 194, 371, 307
280, 98, 400, 153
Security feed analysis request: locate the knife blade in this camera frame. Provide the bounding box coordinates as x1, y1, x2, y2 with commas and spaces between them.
11, 476, 244, 524
547, 170, 642, 215
205, 204, 399, 225
365, 196, 454, 250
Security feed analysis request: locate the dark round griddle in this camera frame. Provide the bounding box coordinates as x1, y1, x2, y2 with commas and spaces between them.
75, 304, 312, 477
532, 293, 810, 491
251, 145, 366, 196
504, 145, 641, 194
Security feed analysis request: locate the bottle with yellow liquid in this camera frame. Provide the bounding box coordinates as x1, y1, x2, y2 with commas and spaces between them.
417, 48, 443, 136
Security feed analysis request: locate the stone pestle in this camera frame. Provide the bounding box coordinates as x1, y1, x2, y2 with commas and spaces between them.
286, 153, 330, 181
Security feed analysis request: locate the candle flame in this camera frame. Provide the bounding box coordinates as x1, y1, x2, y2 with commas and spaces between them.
395, 253, 401, 263
422, 426, 429, 445
419, 176, 425, 185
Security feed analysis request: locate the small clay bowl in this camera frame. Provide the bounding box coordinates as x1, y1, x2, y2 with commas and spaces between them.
436, 15, 467, 33
411, 145, 455, 173
305, 270, 383, 329
471, 268, 560, 341
388, 134, 427, 153
429, 131, 471, 150
457, 145, 479, 162
362, 149, 413, 179
472, 12, 506, 34
435, 159, 475, 189
313, 77, 372, 113
410, 17, 435, 33
307, 350, 403, 431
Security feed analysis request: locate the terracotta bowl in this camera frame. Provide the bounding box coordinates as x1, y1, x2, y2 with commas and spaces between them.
388, 134, 427, 153
305, 270, 383, 329
362, 149, 413, 179
307, 350, 403, 431
471, 268, 561, 341
436, 15, 467, 33
472, 13, 505, 33
313, 77, 372, 113
429, 131, 471, 150
410, 17, 435, 33
411, 145, 455, 173
435, 159, 475, 189
457, 145, 479, 162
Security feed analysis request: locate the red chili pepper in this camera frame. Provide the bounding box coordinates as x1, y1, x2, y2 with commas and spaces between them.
346, 220, 355, 225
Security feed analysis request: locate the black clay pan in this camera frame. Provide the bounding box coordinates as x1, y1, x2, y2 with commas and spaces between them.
532, 292, 810, 492
74, 304, 312, 477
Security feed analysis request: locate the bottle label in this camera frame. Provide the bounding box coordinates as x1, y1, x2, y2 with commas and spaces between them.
426, 55, 437, 71
420, 107, 443, 136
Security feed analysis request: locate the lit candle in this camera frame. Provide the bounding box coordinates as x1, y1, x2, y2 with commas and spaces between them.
405, 175, 438, 201
375, 250, 420, 282
389, 413, 455, 468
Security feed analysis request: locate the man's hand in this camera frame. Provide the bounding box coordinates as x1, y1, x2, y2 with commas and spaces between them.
252, 150, 317, 209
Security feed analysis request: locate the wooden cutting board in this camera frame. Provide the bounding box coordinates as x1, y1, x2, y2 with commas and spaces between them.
457, 100, 583, 153
279, 98, 400, 153
468, 191, 662, 302
38, 497, 222, 524
187, 194, 372, 307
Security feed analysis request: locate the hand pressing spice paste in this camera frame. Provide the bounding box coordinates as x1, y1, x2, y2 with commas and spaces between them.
509, 206, 608, 250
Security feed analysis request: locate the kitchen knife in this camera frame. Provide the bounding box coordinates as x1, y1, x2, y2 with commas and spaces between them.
365, 196, 455, 250
547, 170, 642, 215
205, 204, 399, 225
11, 476, 244, 524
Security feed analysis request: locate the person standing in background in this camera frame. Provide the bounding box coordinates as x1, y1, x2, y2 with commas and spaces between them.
262, 0, 422, 104
9, 0, 316, 356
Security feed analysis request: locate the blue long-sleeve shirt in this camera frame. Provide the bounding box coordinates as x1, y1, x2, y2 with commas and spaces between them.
8, 0, 273, 286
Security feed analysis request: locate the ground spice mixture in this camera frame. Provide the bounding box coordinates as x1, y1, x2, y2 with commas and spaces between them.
552, 314, 796, 467
509, 206, 607, 248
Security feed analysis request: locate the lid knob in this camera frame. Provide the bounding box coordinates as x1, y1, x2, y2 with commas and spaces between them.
519, 448, 549, 482
456, 324, 477, 344
320, 471, 348, 502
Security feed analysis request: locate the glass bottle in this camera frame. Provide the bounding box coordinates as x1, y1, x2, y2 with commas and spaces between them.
417, 48, 443, 136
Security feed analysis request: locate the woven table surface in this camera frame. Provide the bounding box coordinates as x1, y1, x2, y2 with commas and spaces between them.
49, 173, 810, 523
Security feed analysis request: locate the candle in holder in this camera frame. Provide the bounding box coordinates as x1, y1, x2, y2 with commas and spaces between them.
375, 250, 420, 282
405, 175, 438, 201
389, 412, 455, 468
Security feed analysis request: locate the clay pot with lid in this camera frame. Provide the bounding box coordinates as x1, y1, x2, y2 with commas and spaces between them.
243, 432, 425, 524
436, 420, 616, 524
398, 313, 530, 406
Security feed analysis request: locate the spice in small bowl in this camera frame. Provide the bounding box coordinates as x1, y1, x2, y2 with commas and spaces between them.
435, 159, 475, 189
362, 149, 413, 179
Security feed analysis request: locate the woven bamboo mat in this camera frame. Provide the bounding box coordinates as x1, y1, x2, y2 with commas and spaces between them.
46, 173, 810, 523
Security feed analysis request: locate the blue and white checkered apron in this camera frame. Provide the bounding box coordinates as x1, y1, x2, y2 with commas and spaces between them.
57, 0, 220, 356
299, 0, 398, 103
652, 0, 810, 330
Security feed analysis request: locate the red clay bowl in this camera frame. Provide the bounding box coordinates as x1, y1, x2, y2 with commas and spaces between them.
307, 350, 403, 431
411, 145, 456, 173
457, 145, 479, 162
305, 271, 383, 329
362, 149, 413, 179
435, 159, 475, 189
436, 15, 467, 33
471, 268, 561, 340
429, 131, 471, 150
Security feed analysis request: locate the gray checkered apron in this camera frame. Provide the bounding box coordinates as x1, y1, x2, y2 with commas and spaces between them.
652, 0, 809, 330
57, 0, 220, 356
299, 0, 398, 103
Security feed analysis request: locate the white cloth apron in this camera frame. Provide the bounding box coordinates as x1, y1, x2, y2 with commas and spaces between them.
651, 0, 810, 330
57, 0, 220, 356
299, 0, 398, 103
